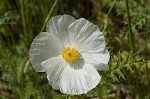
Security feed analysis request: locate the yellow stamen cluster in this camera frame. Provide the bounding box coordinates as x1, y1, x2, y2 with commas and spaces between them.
62, 47, 79, 62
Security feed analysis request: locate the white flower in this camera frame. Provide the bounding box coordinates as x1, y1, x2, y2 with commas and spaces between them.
29, 14, 110, 95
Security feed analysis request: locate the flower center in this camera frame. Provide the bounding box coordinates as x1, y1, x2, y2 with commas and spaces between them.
62, 47, 79, 62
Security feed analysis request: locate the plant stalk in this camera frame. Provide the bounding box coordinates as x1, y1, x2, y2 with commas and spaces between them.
41, 0, 59, 32
125, 0, 135, 51
20, 0, 27, 36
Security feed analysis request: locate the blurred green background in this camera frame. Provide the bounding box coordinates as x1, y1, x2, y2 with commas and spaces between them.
0, 0, 150, 99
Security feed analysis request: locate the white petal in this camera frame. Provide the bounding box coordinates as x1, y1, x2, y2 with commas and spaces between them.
46, 14, 76, 47
59, 64, 101, 95
81, 49, 110, 70
41, 55, 67, 90
68, 18, 105, 52
29, 32, 63, 72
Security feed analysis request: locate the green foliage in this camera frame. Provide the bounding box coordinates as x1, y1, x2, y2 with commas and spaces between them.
0, 0, 150, 99
0, 47, 39, 98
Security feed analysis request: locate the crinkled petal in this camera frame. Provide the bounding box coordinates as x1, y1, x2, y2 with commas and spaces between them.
68, 18, 105, 53
59, 64, 101, 95
81, 49, 110, 70
29, 32, 63, 72
46, 14, 76, 47
41, 55, 66, 90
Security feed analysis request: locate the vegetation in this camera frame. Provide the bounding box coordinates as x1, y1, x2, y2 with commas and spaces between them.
0, 0, 150, 98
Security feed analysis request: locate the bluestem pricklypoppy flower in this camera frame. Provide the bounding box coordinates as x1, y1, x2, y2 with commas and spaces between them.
29, 14, 110, 95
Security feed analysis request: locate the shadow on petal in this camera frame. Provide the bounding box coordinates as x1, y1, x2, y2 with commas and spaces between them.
69, 54, 85, 70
